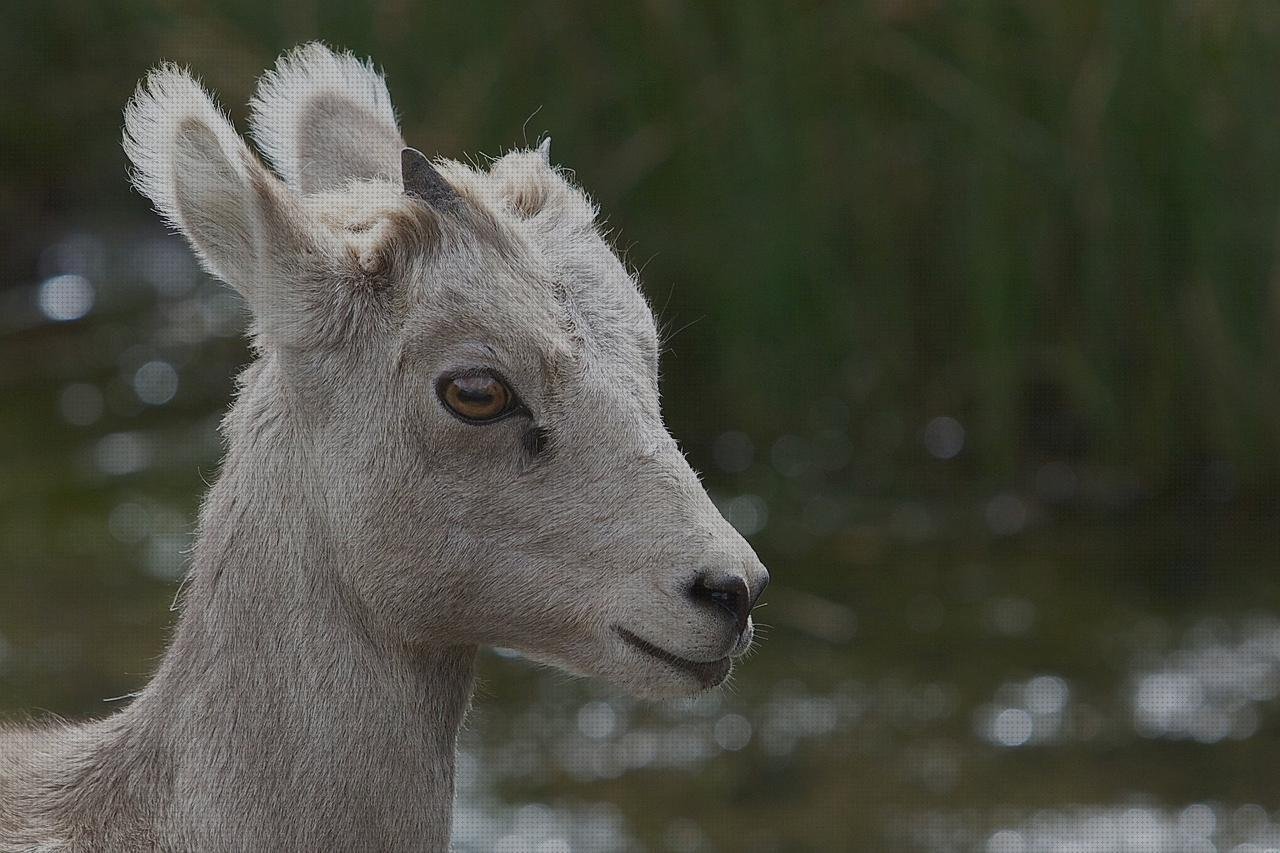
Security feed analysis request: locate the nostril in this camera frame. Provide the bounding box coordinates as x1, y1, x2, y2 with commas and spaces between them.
689, 573, 751, 635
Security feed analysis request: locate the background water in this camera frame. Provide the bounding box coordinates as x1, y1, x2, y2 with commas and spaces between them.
2, 3, 1280, 851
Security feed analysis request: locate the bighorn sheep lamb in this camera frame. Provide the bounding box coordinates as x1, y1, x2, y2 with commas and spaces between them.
0, 43, 769, 851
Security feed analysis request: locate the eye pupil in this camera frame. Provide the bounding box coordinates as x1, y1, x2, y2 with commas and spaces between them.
454, 377, 494, 402
440, 374, 512, 421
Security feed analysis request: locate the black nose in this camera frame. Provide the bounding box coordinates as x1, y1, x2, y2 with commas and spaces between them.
689, 573, 752, 635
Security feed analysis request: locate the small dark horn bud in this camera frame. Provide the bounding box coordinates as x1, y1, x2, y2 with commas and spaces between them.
401, 147, 459, 209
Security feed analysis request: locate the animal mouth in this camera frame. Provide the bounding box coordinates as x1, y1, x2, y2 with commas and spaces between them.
613, 626, 731, 688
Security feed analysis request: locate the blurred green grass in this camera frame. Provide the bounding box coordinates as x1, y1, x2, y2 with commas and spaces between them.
2, 0, 1278, 491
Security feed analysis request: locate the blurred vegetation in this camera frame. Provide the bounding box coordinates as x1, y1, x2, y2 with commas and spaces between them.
2, 0, 1279, 491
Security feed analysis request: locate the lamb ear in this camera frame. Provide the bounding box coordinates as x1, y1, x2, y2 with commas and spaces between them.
123, 65, 316, 343
401, 147, 460, 209
249, 42, 403, 194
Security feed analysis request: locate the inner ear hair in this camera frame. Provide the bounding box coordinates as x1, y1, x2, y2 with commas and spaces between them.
250, 42, 404, 194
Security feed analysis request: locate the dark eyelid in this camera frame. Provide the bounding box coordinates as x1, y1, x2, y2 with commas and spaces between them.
445, 365, 506, 382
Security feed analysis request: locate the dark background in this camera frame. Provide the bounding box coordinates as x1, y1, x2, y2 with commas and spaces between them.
2, 2, 1279, 850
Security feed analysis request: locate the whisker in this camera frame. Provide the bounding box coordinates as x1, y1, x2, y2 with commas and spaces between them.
102, 692, 141, 704
658, 314, 705, 354
520, 104, 544, 147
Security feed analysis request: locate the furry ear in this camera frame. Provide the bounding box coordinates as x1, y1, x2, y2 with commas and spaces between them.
123, 65, 319, 345
249, 43, 403, 194
486, 147, 597, 226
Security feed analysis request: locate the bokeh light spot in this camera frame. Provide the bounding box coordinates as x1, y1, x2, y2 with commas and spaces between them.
923, 415, 965, 459
133, 360, 179, 405
989, 708, 1033, 747
38, 274, 94, 322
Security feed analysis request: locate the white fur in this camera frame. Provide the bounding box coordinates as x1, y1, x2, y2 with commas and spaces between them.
249, 42, 402, 192
122, 63, 328, 348
123, 65, 259, 277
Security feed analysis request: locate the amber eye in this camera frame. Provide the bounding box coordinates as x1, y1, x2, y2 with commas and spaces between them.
438, 373, 514, 422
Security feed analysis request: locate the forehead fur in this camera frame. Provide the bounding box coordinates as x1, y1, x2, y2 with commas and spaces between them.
311, 153, 650, 355
306, 151, 599, 258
